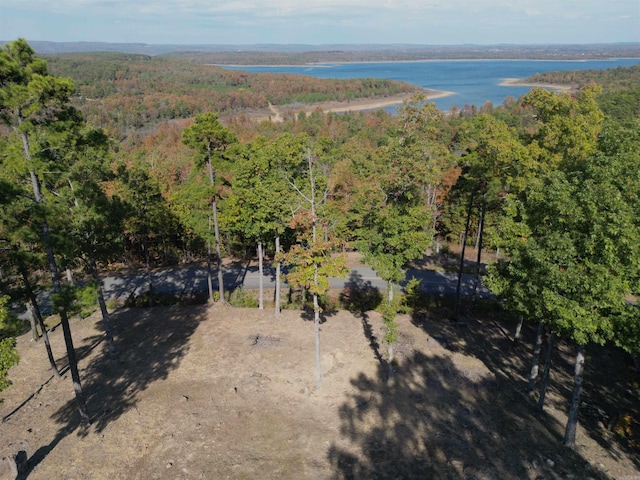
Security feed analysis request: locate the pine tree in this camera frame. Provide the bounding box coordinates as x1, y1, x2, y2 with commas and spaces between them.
0, 39, 90, 423
182, 112, 238, 303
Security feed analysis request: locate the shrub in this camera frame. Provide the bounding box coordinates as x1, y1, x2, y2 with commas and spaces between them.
401, 277, 422, 311
229, 287, 258, 308
75, 283, 99, 318
318, 293, 340, 313
0, 296, 25, 338
106, 298, 121, 311
0, 297, 20, 401
0, 337, 19, 396
283, 288, 306, 310
52, 282, 98, 318
614, 411, 640, 450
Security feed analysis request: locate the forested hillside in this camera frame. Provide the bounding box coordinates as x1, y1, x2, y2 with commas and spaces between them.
526, 64, 640, 120
527, 63, 640, 89
161, 43, 640, 64
1, 39, 639, 469
45, 52, 420, 135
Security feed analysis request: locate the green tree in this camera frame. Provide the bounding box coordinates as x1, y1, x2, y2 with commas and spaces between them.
59, 126, 122, 356
0, 177, 58, 373
521, 85, 605, 169
451, 114, 534, 315
226, 134, 299, 312
0, 39, 90, 422
488, 85, 612, 404
394, 95, 459, 248
354, 133, 432, 378
486, 151, 640, 447
182, 112, 238, 302
278, 147, 348, 389
117, 160, 176, 306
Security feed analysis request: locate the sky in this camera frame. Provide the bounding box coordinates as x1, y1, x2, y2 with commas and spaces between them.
1, 0, 639, 46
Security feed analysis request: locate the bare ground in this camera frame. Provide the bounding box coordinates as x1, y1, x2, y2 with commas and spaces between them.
1, 301, 639, 479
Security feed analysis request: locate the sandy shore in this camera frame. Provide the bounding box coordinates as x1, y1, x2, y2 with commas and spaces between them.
256, 89, 455, 122
321, 89, 454, 114
500, 77, 574, 92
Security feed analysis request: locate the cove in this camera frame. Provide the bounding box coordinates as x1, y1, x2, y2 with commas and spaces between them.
221, 58, 640, 110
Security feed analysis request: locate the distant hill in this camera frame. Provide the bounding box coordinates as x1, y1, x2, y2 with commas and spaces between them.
2, 40, 639, 63
4, 41, 343, 55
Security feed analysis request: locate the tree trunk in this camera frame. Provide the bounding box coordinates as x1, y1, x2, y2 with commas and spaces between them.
309, 150, 322, 389
387, 343, 395, 383
513, 316, 524, 348
206, 155, 225, 303
162, 234, 168, 265
474, 212, 482, 251
454, 192, 475, 319
212, 199, 225, 303
66, 267, 74, 285
387, 280, 394, 304
528, 321, 544, 391
275, 236, 281, 316
90, 254, 116, 357
13, 249, 43, 343
206, 217, 214, 303
471, 201, 485, 301
18, 109, 93, 420
537, 332, 555, 411
313, 290, 322, 390
43, 220, 90, 423
68, 176, 116, 358
16, 133, 61, 377
257, 241, 264, 310
563, 344, 586, 447
26, 303, 39, 341
144, 233, 154, 307
19, 266, 60, 376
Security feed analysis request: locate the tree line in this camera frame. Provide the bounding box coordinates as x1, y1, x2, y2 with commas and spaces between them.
163, 44, 640, 64
1, 39, 639, 450
527, 64, 640, 122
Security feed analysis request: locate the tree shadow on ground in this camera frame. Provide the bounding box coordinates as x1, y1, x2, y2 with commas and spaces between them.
328, 349, 609, 480
566, 343, 640, 470
411, 309, 536, 389
103, 262, 265, 303
225, 257, 254, 291
19, 305, 206, 479
409, 309, 640, 476
300, 305, 339, 324
340, 271, 384, 367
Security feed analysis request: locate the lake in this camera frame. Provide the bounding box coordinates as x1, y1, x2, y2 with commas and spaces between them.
221, 58, 640, 111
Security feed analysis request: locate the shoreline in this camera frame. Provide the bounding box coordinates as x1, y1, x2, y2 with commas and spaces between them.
214, 57, 640, 68
320, 89, 454, 114
256, 89, 455, 122
499, 77, 574, 92
249, 73, 579, 122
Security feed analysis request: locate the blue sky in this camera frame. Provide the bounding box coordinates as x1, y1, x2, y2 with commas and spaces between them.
1, 0, 639, 45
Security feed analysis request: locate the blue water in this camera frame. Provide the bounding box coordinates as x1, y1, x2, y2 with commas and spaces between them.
221, 59, 640, 111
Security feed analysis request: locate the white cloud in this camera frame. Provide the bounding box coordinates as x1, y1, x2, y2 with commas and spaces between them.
2, 0, 638, 44
3, 0, 637, 20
